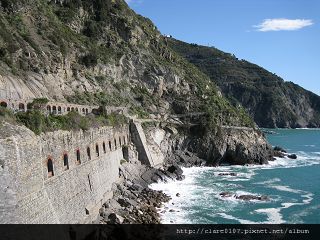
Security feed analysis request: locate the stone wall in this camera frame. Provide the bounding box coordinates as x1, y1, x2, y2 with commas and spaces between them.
0, 123, 129, 223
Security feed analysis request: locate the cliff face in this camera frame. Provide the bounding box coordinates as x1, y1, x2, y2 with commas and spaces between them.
0, 0, 272, 165
168, 39, 320, 128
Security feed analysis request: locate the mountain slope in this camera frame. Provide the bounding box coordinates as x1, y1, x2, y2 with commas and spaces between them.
168, 38, 320, 128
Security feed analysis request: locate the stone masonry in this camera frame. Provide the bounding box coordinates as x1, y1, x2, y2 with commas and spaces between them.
0, 122, 129, 223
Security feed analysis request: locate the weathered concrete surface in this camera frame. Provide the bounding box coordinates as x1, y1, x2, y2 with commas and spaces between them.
0, 122, 129, 223
130, 121, 163, 167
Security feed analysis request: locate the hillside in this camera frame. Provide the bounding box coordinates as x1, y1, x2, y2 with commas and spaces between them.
168, 38, 320, 128
0, 0, 253, 129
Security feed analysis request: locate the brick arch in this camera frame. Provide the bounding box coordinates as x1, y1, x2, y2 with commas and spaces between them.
87, 146, 91, 160
96, 144, 99, 157
0, 101, 7, 108
109, 141, 112, 151
47, 157, 54, 178
103, 142, 106, 154
63, 152, 69, 170
18, 103, 25, 111
76, 148, 81, 164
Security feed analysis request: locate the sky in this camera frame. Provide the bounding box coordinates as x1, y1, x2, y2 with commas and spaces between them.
127, 0, 320, 95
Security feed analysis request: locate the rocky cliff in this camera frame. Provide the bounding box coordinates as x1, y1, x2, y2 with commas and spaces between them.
0, 0, 272, 165
168, 39, 320, 128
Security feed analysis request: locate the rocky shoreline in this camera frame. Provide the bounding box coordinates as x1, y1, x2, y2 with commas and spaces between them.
96, 151, 206, 224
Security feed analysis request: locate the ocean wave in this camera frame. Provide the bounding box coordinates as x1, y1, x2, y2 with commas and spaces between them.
217, 213, 257, 224
255, 208, 285, 224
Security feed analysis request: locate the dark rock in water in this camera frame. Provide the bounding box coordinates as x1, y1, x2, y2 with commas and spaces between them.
274, 150, 285, 158
235, 194, 269, 201
176, 175, 185, 181
263, 130, 277, 135
287, 154, 297, 159
218, 172, 237, 176
274, 146, 287, 153
219, 192, 233, 198
176, 193, 180, 197
167, 164, 183, 175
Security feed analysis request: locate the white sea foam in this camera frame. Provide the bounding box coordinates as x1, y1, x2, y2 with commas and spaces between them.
271, 185, 302, 194
255, 208, 285, 224
217, 213, 257, 224
255, 178, 281, 185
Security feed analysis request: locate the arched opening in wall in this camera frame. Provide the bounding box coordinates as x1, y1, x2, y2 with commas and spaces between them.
63, 153, 69, 170
114, 139, 117, 150
71, 107, 75, 111
82, 108, 85, 114
67, 107, 70, 112
18, 103, 25, 111
75, 107, 79, 112
47, 158, 54, 177
119, 137, 122, 146
87, 147, 91, 160
58, 106, 62, 114
109, 141, 112, 151
0, 101, 7, 108
47, 105, 51, 113
96, 144, 99, 157
103, 142, 106, 154
86, 109, 88, 114
76, 149, 81, 164
52, 106, 57, 114
123, 136, 126, 145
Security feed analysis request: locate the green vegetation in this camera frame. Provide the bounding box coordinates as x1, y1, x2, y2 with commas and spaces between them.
1, 102, 128, 135
168, 38, 320, 128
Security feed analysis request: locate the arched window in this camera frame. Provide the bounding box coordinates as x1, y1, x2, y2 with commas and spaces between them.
47, 158, 54, 177
76, 149, 81, 164
47, 105, 51, 112
67, 107, 70, 112
96, 144, 99, 157
18, 103, 25, 111
52, 106, 57, 114
63, 153, 69, 170
87, 147, 91, 160
109, 141, 112, 151
58, 106, 62, 114
71, 107, 74, 111
82, 108, 85, 113
114, 139, 117, 150
103, 142, 106, 154
0, 101, 8, 108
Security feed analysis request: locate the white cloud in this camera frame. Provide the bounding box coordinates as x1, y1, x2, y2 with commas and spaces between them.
254, 18, 313, 32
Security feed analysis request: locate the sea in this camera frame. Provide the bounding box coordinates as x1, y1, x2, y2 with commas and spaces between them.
150, 129, 320, 224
